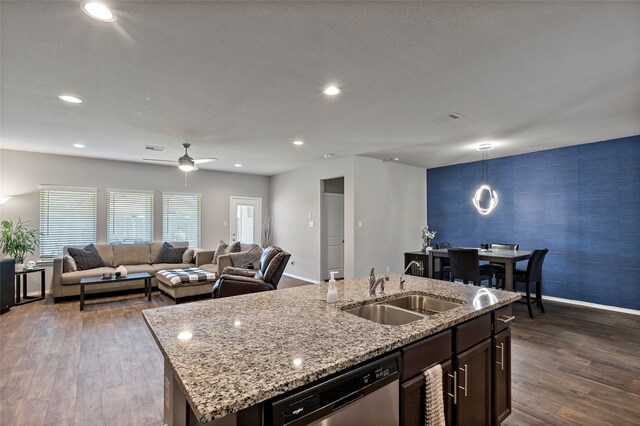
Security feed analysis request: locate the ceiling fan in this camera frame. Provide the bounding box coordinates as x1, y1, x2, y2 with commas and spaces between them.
144, 143, 217, 172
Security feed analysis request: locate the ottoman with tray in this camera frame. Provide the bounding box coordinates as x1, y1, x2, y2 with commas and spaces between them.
156, 267, 217, 303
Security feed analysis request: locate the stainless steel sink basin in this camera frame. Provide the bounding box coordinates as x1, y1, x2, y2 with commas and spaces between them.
384, 295, 461, 315
344, 304, 424, 326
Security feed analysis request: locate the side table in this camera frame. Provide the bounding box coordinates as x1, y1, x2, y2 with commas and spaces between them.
15, 268, 46, 305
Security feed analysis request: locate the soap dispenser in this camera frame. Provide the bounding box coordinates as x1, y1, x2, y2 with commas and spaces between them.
327, 271, 338, 304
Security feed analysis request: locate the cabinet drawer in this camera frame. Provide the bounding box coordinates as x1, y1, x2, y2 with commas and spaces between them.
493, 304, 514, 334
456, 314, 491, 353
401, 330, 451, 381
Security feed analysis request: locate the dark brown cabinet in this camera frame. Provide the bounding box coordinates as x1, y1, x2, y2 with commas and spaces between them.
493, 329, 511, 425
455, 338, 492, 426
0, 259, 16, 314
400, 307, 514, 426
404, 251, 429, 278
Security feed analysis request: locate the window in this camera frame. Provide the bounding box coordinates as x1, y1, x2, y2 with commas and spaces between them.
39, 187, 97, 259
230, 197, 261, 244
162, 193, 201, 248
107, 190, 154, 244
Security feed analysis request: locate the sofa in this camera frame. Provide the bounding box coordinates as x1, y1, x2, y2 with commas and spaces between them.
52, 241, 211, 302
196, 243, 262, 275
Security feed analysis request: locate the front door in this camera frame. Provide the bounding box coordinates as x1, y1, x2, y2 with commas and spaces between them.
229, 197, 262, 245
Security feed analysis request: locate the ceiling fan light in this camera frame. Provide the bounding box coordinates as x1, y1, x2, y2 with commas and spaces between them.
178, 157, 195, 172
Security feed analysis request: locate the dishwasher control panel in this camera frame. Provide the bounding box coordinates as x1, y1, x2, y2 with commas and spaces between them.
268, 352, 400, 426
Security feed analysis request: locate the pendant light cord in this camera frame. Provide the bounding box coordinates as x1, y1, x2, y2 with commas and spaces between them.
482, 150, 488, 183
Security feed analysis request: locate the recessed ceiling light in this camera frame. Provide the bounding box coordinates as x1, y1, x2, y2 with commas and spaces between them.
81, 2, 117, 22
293, 140, 304, 146
323, 85, 341, 96
234, 163, 243, 168
476, 143, 494, 151
73, 144, 86, 148
59, 95, 82, 104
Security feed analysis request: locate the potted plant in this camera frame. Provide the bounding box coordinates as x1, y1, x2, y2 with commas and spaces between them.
0, 219, 39, 271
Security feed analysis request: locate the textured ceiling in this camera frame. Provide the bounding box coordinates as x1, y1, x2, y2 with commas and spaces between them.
1, 1, 639, 175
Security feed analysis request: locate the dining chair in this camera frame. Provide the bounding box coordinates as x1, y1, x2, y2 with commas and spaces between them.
497, 248, 548, 318
447, 248, 493, 286
483, 243, 520, 287
435, 242, 452, 280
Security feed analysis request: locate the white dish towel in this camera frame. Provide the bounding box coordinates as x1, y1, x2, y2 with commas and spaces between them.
423, 364, 446, 426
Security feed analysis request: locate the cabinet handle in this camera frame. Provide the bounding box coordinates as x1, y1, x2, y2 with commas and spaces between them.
497, 315, 515, 324
446, 371, 457, 405
496, 343, 504, 371
458, 364, 468, 397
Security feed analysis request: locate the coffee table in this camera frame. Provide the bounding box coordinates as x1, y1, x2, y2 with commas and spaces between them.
79, 272, 151, 311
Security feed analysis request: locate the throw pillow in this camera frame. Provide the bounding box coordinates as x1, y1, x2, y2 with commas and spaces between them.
228, 241, 241, 253
182, 248, 196, 264
156, 242, 188, 264
68, 244, 105, 271
213, 241, 228, 264
62, 255, 77, 272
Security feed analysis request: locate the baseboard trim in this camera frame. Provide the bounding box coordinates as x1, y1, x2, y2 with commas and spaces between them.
542, 295, 639, 315
283, 272, 318, 284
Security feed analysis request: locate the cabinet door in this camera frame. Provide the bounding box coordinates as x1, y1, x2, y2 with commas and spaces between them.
400, 360, 453, 426
456, 339, 492, 426
442, 360, 453, 426
493, 329, 511, 425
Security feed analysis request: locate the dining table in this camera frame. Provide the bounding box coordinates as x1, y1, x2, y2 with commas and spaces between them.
427, 247, 532, 291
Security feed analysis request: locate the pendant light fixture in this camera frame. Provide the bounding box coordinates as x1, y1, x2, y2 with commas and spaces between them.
472, 143, 499, 215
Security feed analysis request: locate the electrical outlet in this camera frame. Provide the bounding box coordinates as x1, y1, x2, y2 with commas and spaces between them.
223, 220, 228, 227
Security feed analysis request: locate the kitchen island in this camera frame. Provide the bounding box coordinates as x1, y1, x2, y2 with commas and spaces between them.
143, 273, 520, 426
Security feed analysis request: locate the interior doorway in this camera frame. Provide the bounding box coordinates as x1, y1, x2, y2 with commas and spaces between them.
321, 177, 344, 281
229, 196, 262, 245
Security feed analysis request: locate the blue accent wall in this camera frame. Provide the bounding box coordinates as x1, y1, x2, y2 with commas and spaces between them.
427, 135, 640, 310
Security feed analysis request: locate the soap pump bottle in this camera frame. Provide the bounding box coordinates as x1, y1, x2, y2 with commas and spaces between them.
327, 271, 338, 304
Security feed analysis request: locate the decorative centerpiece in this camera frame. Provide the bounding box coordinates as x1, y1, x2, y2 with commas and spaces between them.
421, 226, 437, 252
0, 219, 39, 271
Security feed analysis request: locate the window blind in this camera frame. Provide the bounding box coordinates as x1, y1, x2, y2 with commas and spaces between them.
162, 193, 201, 248
107, 190, 154, 244
39, 187, 97, 259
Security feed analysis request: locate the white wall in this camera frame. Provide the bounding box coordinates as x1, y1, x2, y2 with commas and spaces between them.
353, 156, 426, 277
270, 157, 355, 282
270, 155, 426, 282
0, 149, 270, 291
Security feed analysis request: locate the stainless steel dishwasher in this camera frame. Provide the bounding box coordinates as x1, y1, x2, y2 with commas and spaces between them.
269, 352, 400, 426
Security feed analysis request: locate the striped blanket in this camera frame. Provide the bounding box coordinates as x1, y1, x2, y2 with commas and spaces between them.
156, 268, 217, 286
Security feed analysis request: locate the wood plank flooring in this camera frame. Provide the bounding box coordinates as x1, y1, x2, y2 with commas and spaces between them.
1, 281, 638, 426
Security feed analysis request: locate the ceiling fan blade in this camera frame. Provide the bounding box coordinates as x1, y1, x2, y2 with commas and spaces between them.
193, 158, 217, 164
144, 158, 178, 163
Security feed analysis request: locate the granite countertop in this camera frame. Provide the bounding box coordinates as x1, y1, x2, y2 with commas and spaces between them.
142, 274, 521, 424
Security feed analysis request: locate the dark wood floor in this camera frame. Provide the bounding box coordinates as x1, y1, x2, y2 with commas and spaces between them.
1, 280, 638, 425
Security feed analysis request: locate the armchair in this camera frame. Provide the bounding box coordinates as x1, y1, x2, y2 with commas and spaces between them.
196, 243, 262, 276
212, 246, 291, 299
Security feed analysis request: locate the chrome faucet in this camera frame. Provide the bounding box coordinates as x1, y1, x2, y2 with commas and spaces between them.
400, 260, 421, 291
368, 268, 389, 297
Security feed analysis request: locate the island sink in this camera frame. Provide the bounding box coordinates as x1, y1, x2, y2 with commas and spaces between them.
344, 303, 424, 325
344, 294, 462, 325
385, 294, 461, 315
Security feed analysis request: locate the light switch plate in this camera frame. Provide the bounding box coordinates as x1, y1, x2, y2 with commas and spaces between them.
309, 221, 314, 228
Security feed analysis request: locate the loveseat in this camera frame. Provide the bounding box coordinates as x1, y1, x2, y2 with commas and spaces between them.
52, 241, 207, 302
